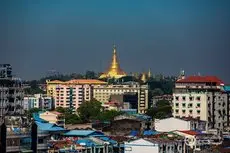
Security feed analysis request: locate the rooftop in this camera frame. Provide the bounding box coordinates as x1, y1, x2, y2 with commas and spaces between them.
176, 76, 224, 85
63, 130, 104, 137
35, 121, 65, 131
47, 79, 107, 85
177, 130, 202, 136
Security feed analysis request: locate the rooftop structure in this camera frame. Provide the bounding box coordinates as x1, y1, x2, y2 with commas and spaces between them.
99, 45, 127, 79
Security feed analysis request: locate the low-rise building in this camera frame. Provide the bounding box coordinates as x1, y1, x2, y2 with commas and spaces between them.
93, 82, 149, 114
154, 117, 207, 132
124, 138, 184, 153
103, 114, 153, 136
39, 111, 65, 127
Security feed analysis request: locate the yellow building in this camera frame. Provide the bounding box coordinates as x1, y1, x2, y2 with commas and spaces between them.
93, 84, 149, 114
39, 111, 65, 127
99, 45, 127, 79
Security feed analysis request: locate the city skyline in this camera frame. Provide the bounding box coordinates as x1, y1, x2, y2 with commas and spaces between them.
1, 0, 230, 82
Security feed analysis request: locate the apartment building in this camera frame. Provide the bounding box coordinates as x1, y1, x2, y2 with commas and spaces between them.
23, 94, 54, 110
46, 79, 107, 111
93, 82, 149, 114
0, 64, 24, 121
172, 76, 228, 131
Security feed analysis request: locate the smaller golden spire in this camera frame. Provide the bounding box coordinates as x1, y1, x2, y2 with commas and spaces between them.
148, 68, 152, 78
141, 72, 147, 83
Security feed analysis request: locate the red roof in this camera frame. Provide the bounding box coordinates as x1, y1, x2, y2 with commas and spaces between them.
178, 130, 201, 136
177, 76, 224, 85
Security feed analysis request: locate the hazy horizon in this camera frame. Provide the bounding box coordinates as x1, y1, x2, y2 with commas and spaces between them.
1, 0, 230, 82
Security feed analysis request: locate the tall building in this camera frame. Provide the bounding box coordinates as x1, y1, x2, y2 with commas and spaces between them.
99, 45, 127, 79
0, 64, 24, 121
0, 64, 12, 78
93, 82, 149, 114
23, 94, 54, 110
46, 79, 107, 111
172, 75, 228, 131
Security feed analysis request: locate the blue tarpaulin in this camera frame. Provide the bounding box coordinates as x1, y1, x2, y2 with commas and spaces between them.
130, 130, 138, 136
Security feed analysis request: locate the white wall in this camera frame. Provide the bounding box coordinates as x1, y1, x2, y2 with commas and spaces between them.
124, 139, 158, 153
155, 117, 190, 132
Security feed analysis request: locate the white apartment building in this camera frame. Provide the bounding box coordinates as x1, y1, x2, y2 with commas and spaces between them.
93, 82, 149, 114
173, 76, 228, 131
46, 79, 107, 111
23, 94, 53, 110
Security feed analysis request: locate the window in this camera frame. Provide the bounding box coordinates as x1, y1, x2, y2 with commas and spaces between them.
189, 110, 193, 114
189, 96, 194, 101
196, 96, 201, 101
175, 96, 179, 101
197, 103, 200, 108
182, 110, 186, 114
175, 109, 179, 114
182, 96, 186, 101
175, 103, 179, 107
182, 103, 186, 108
188, 103, 193, 108
197, 110, 200, 114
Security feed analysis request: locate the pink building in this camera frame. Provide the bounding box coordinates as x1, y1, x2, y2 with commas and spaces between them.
46, 79, 107, 111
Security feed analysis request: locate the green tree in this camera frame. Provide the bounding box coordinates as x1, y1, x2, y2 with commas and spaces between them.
97, 110, 123, 121
146, 100, 172, 119
151, 88, 164, 96
24, 80, 45, 95
55, 107, 82, 124
25, 108, 42, 119
85, 71, 97, 79
77, 99, 102, 122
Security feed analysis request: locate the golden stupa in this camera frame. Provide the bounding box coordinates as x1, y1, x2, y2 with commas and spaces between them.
99, 45, 127, 79
141, 72, 147, 83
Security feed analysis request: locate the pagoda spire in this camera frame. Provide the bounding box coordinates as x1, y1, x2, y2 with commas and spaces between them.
99, 45, 126, 79
148, 68, 152, 78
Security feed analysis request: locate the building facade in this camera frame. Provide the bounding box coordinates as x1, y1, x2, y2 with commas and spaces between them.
172, 76, 228, 131
0, 64, 24, 121
39, 111, 65, 127
93, 83, 149, 114
46, 79, 107, 111
23, 94, 54, 110
154, 117, 206, 132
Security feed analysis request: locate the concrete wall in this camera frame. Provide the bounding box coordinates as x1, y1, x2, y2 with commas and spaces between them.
155, 117, 190, 132
124, 139, 159, 153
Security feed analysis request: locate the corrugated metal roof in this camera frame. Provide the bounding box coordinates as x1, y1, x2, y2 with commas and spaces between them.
76, 139, 98, 147
64, 130, 104, 137
176, 76, 224, 85
143, 130, 159, 136
224, 86, 230, 92
35, 121, 65, 131
33, 113, 48, 123
94, 135, 117, 144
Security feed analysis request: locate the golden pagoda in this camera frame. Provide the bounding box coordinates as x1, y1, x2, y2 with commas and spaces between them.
141, 72, 147, 83
99, 45, 127, 79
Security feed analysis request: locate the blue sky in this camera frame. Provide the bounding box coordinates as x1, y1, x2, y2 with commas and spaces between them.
0, 0, 230, 82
